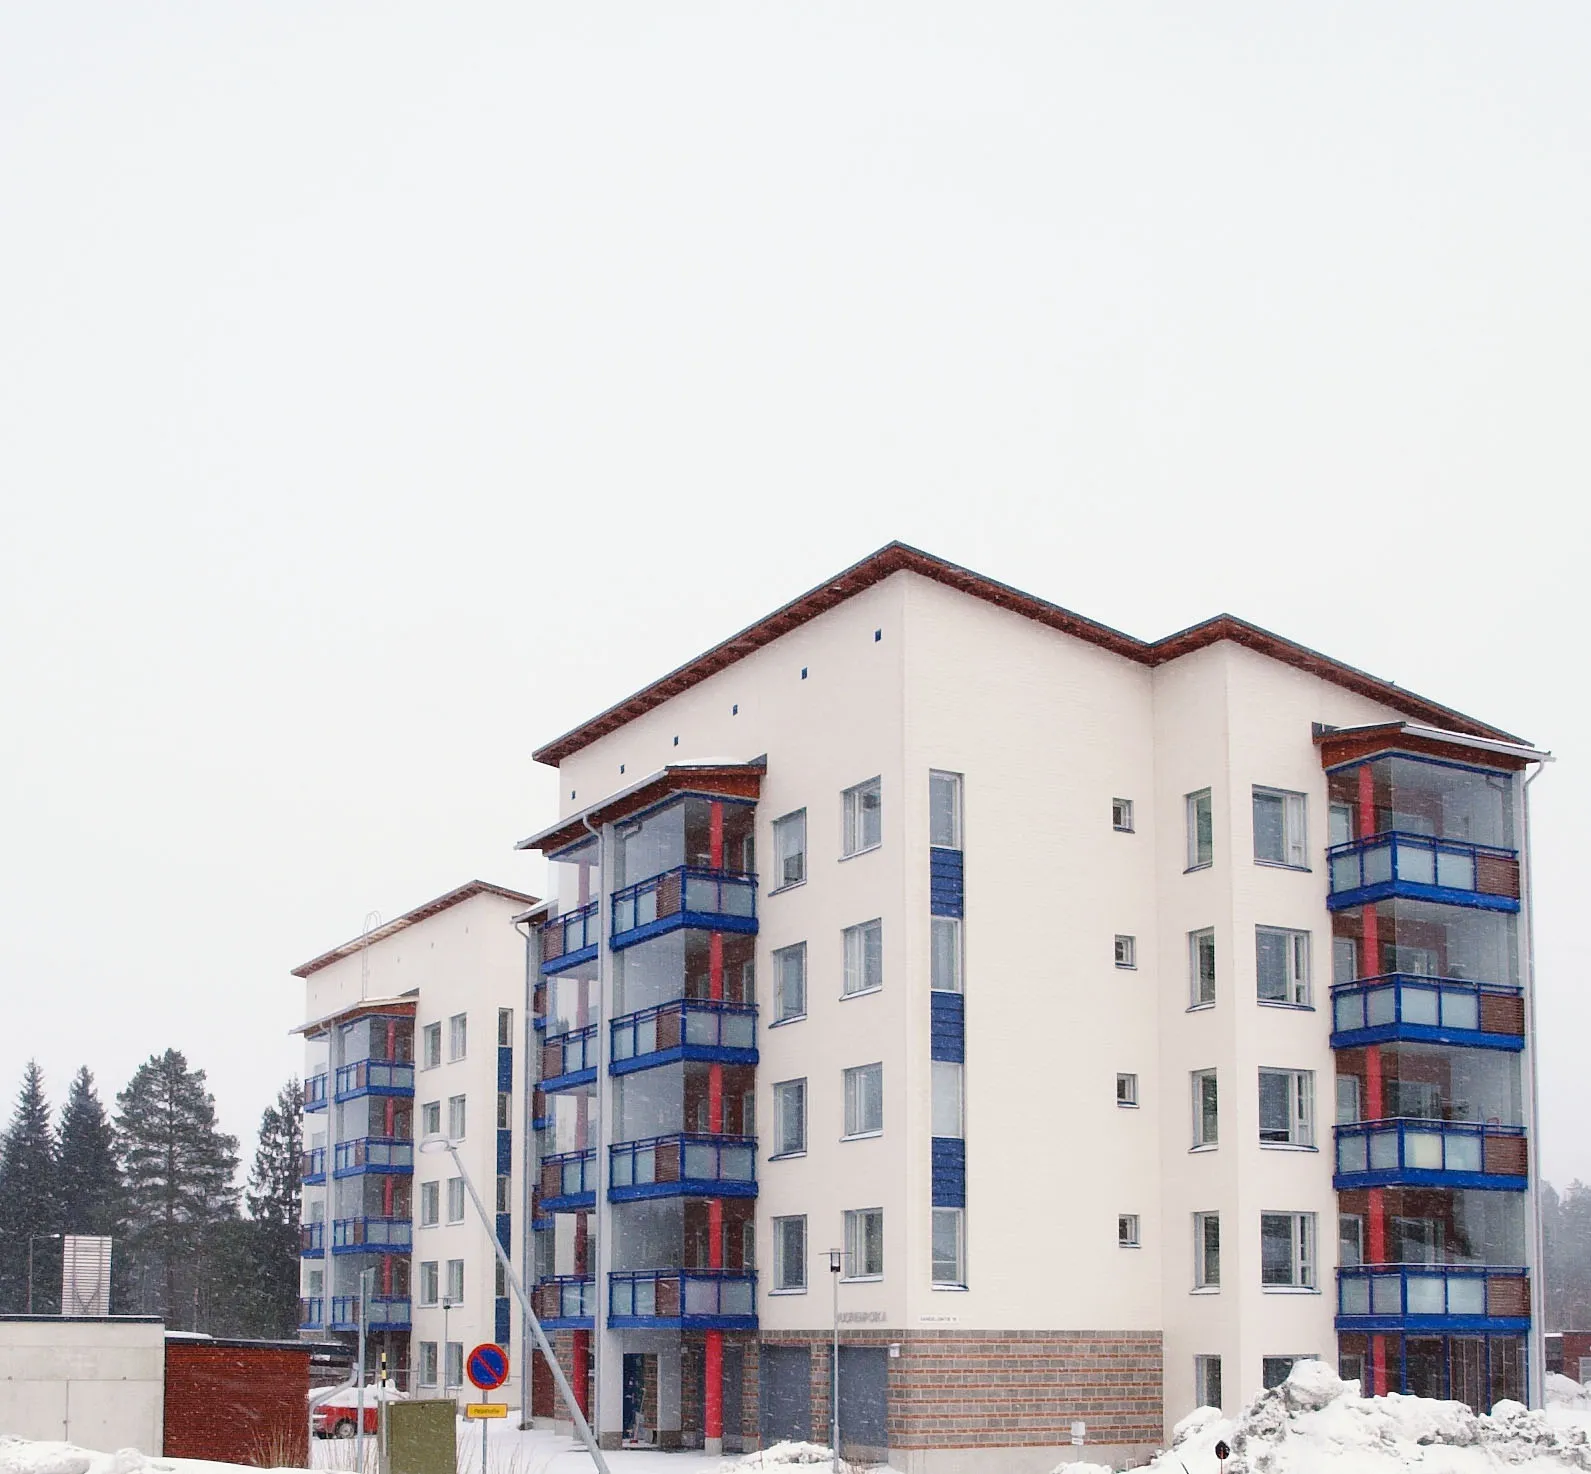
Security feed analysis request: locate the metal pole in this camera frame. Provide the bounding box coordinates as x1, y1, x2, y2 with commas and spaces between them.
481, 1405, 489, 1474
444, 1300, 453, 1393
356, 1266, 374, 1474
27, 1237, 35, 1316
442, 1142, 611, 1474
831, 1256, 840, 1470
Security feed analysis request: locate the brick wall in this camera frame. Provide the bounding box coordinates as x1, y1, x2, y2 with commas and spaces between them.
163, 1340, 311, 1466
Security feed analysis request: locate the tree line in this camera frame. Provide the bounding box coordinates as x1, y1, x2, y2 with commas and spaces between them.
0, 1052, 302, 1338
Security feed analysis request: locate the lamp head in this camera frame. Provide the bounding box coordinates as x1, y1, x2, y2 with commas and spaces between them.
828, 1249, 843, 1275
419, 1133, 456, 1156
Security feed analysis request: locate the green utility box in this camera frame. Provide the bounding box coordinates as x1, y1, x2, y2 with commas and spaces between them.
383, 1399, 457, 1474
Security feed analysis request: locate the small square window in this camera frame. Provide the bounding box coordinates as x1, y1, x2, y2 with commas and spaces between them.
1253, 787, 1308, 868
1187, 789, 1214, 869
1189, 928, 1216, 1006
843, 1207, 884, 1279
843, 1063, 884, 1137
1112, 798, 1134, 833
843, 919, 883, 995
773, 943, 807, 1021
842, 778, 882, 856
931, 917, 963, 993
1116, 1073, 1139, 1108
931, 1207, 965, 1287
773, 1215, 807, 1291
1114, 934, 1137, 969
930, 771, 963, 848
1118, 1214, 1141, 1248
772, 810, 807, 889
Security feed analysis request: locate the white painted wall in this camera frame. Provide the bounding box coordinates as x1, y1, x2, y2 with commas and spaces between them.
0, 1319, 164, 1453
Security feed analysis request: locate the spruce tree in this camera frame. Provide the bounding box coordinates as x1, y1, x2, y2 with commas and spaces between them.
58, 1067, 127, 1313
243, 1079, 304, 1337
115, 1050, 240, 1327
0, 1062, 61, 1313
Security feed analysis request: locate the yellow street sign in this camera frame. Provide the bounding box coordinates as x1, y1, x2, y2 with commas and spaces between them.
466, 1404, 507, 1420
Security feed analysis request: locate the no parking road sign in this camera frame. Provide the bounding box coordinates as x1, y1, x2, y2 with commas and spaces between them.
467, 1343, 510, 1392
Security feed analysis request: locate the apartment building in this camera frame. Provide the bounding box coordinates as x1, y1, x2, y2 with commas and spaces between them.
294, 880, 539, 1410
516, 543, 1547, 1473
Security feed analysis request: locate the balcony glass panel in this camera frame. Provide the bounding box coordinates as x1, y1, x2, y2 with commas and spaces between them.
1327, 756, 1516, 850
1449, 1276, 1487, 1316
1333, 900, 1519, 988
1336, 1042, 1524, 1126
1338, 1264, 1529, 1324
1407, 1275, 1445, 1315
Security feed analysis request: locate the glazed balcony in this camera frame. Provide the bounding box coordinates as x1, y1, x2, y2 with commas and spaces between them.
610, 867, 757, 950
539, 1148, 597, 1212
541, 1024, 598, 1091
333, 1137, 414, 1177
300, 1147, 327, 1184
610, 999, 758, 1075
333, 1059, 416, 1102
542, 901, 599, 975
1337, 1264, 1529, 1333
608, 1132, 757, 1201
1327, 833, 1520, 913
329, 1294, 412, 1333
305, 1073, 328, 1112
331, 1215, 413, 1253
534, 1275, 596, 1329
300, 1221, 326, 1257
299, 1295, 324, 1329
1334, 1120, 1528, 1191
1331, 976, 1525, 1052
608, 1269, 757, 1330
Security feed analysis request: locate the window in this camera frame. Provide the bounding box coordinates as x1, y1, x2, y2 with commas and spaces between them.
1263, 1355, 1315, 1390
495, 1174, 511, 1213
929, 771, 963, 848
931, 917, 962, 992
420, 1181, 440, 1227
843, 1207, 884, 1279
498, 1008, 513, 1047
418, 1342, 439, 1387
843, 1063, 884, 1137
1260, 1213, 1317, 1289
1116, 1073, 1139, 1108
1329, 803, 1354, 847
446, 1259, 464, 1302
423, 1024, 442, 1070
1193, 1213, 1220, 1289
449, 1013, 468, 1061
1258, 1070, 1315, 1147
773, 1215, 807, 1291
773, 810, 807, 889
773, 943, 807, 1022
497, 1091, 511, 1129
1257, 927, 1311, 1006
843, 920, 883, 995
1112, 797, 1134, 833
419, 1261, 439, 1306
842, 778, 882, 856
772, 1079, 806, 1156
495, 1260, 508, 1297
1336, 1075, 1361, 1125
931, 1061, 963, 1137
1187, 789, 1213, 869
447, 1177, 466, 1222
444, 1342, 463, 1389
1114, 934, 1137, 969
1253, 787, 1308, 868
448, 1095, 466, 1139
421, 1101, 441, 1138
932, 1208, 965, 1287
1189, 928, 1216, 1006
1118, 1214, 1140, 1248
1194, 1355, 1223, 1410
1192, 1070, 1218, 1147
1339, 1214, 1364, 1268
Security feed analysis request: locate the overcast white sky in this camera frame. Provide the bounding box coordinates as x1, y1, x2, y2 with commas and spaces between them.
2, 4, 1588, 1184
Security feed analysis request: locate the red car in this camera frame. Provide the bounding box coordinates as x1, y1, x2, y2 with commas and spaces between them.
312, 1387, 403, 1437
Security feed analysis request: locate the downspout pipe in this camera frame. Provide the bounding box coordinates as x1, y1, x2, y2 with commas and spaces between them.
1523, 758, 1553, 1405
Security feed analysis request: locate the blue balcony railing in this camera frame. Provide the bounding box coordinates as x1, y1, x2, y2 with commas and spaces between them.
1334, 1119, 1528, 1190
1330, 975, 1525, 1051
333, 1137, 414, 1176
540, 1148, 597, 1211
1337, 1264, 1530, 1332
534, 1275, 596, 1326
331, 1215, 413, 1252
609, 1132, 757, 1200
1327, 833, 1520, 912
330, 1294, 412, 1331
299, 1295, 324, 1328
305, 1073, 328, 1112
300, 1147, 327, 1183
610, 866, 758, 949
608, 1269, 757, 1329
541, 1024, 598, 1089
300, 1221, 326, 1256
542, 902, 599, 974
334, 1059, 416, 1101
610, 999, 757, 1074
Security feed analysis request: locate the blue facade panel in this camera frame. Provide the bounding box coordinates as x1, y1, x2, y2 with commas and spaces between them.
929, 847, 964, 918
931, 1137, 966, 1207
497, 1129, 512, 1174
495, 1296, 511, 1346
930, 992, 964, 1063
498, 1047, 513, 1092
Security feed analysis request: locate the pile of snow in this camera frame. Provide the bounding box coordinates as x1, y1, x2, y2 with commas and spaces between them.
310, 1382, 409, 1407
727, 1444, 840, 1470
0, 1439, 166, 1474
1547, 1374, 1591, 1410
1058, 1359, 1591, 1474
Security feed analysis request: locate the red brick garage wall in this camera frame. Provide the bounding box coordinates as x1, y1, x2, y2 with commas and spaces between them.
164, 1341, 311, 1466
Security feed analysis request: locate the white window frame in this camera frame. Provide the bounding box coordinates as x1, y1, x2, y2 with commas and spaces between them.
773, 942, 807, 1022
1193, 1212, 1220, 1290
843, 1062, 884, 1138
1112, 797, 1135, 833
1114, 934, 1137, 969
771, 1078, 806, 1157
446, 1258, 464, 1302
1118, 1214, 1141, 1248
497, 1008, 513, 1047
421, 1100, 441, 1137
1116, 1072, 1139, 1108
418, 1341, 439, 1387
931, 1207, 965, 1288
931, 916, 963, 993
497, 1091, 511, 1130
772, 810, 808, 890
1253, 786, 1309, 869
1262, 1354, 1316, 1389
1258, 1069, 1316, 1148
447, 1095, 466, 1140
418, 1261, 439, 1306
1260, 1212, 1317, 1290
842, 777, 883, 857
843, 1207, 884, 1280
1194, 1354, 1223, 1410
1187, 788, 1214, 869
1257, 927, 1311, 1006
448, 1012, 467, 1062
422, 1023, 442, 1070
1189, 928, 1216, 1007
495, 1174, 511, 1213
419, 1180, 440, 1228
444, 1341, 464, 1390
842, 919, 883, 995
931, 1061, 963, 1138
929, 770, 963, 848
772, 1214, 807, 1292
1192, 1069, 1219, 1148
446, 1176, 466, 1223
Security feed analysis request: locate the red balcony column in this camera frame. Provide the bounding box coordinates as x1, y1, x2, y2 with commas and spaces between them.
704, 1330, 724, 1451
572, 1330, 591, 1418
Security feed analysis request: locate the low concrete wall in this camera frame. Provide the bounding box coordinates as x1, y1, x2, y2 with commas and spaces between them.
0, 1317, 165, 1454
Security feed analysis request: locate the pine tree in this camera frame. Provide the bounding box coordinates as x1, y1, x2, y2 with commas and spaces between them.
115, 1050, 240, 1328
58, 1067, 127, 1313
242, 1079, 303, 1337
0, 1062, 62, 1313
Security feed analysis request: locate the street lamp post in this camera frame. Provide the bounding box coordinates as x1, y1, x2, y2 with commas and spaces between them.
27, 1234, 63, 1315
419, 1135, 610, 1474
828, 1249, 843, 1471
443, 1298, 457, 1394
